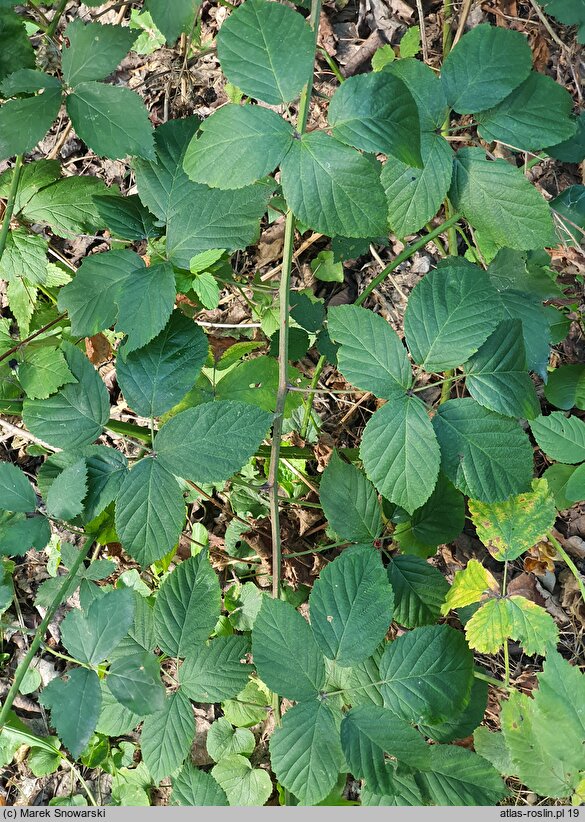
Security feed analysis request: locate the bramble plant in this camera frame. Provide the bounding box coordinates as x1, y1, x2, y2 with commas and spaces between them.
0, 0, 584, 808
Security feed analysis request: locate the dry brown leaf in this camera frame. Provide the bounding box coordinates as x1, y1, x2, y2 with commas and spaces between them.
559, 568, 585, 627
85, 333, 112, 365
507, 572, 546, 606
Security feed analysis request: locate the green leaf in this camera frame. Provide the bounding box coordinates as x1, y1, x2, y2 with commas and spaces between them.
473, 728, 514, 776
60, 587, 134, 665
0, 158, 61, 213
154, 401, 272, 483
40, 668, 101, 759
0, 10, 35, 84
0, 462, 36, 512
505, 596, 559, 656
0, 228, 48, 285
477, 72, 576, 151
392, 474, 465, 557
450, 147, 556, 250
62, 20, 136, 85
141, 690, 194, 783
23, 342, 109, 450
217, 0, 314, 105
379, 624, 474, 724
388, 555, 449, 628
442, 559, 499, 613
252, 596, 326, 701
488, 247, 563, 301
67, 81, 155, 160
328, 72, 421, 166
530, 411, 585, 464
548, 111, 585, 163
327, 304, 412, 398
345, 645, 385, 707
501, 649, 585, 797
96, 682, 143, 737
400, 25, 421, 57
541, 0, 585, 43
543, 463, 579, 509
107, 652, 165, 716
20, 176, 108, 239
270, 700, 344, 805
0, 87, 61, 161
93, 193, 158, 240
115, 457, 185, 566
419, 677, 488, 743
319, 452, 382, 543
404, 260, 500, 371
154, 553, 221, 657
309, 545, 393, 666
465, 320, 540, 419
361, 772, 423, 806
0, 513, 50, 557
6, 278, 36, 336
440, 23, 532, 114
145, 0, 200, 42
183, 104, 294, 189
280, 131, 388, 238
84, 446, 128, 521
371, 45, 395, 71
207, 718, 255, 762
463, 598, 509, 654
211, 754, 272, 807
180, 636, 251, 701
494, 289, 551, 379
310, 250, 343, 283
468, 478, 556, 561
116, 262, 176, 353
46, 459, 87, 520
566, 462, 585, 503
432, 398, 534, 502
360, 396, 441, 515
18, 347, 76, 400
551, 184, 585, 248
415, 745, 506, 805
116, 311, 208, 418
228, 582, 263, 632
1, 68, 61, 96
544, 364, 585, 410
341, 705, 430, 795
385, 58, 448, 132
382, 132, 454, 238
222, 679, 271, 728
172, 763, 228, 806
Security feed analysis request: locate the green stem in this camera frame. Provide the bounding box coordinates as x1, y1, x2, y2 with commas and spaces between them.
439, 369, 454, 403
45, 0, 68, 41
501, 561, 511, 688
0, 155, 23, 262
473, 670, 512, 692
355, 214, 461, 307
549, 532, 585, 603
319, 48, 345, 84
0, 539, 94, 730
0, 313, 67, 366
300, 354, 326, 439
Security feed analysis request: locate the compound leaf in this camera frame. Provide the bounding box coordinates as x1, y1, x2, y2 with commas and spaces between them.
141, 690, 195, 783
319, 452, 383, 543
309, 544, 394, 666
154, 553, 221, 657
505, 596, 559, 656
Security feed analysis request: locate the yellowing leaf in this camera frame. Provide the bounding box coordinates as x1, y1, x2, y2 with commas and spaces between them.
468, 478, 556, 561
441, 559, 499, 615
505, 596, 559, 656
464, 598, 510, 654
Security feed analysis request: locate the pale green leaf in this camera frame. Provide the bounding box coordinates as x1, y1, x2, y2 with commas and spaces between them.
0, 228, 48, 285
387, 555, 449, 628
154, 553, 221, 657
465, 320, 540, 419
172, 763, 228, 806
60, 587, 134, 665
62, 20, 136, 85
432, 398, 534, 502
40, 668, 101, 759
441, 559, 499, 614
46, 459, 87, 520
23, 342, 109, 450
379, 624, 474, 724
6, 278, 37, 336
114, 457, 185, 566
309, 544, 393, 666
0, 462, 36, 513
222, 679, 271, 728
67, 82, 155, 160
18, 347, 76, 400
440, 24, 532, 114
280, 131, 388, 238
468, 478, 556, 561
473, 728, 514, 777
530, 411, 585, 464
206, 718, 255, 762
360, 395, 441, 514
327, 304, 412, 398
404, 259, 501, 371
141, 690, 194, 783
21, 176, 108, 238
270, 701, 344, 805
252, 596, 326, 701
217, 0, 314, 105
328, 71, 421, 166
477, 71, 576, 151
464, 598, 509, 654
450, 147, 556, 250
179, 636, 251, 701
154, 401, 272, 483
116, 311, 208, 418
211, 754, 272, 807
319, 452, 382, 543
183, 104, 294, 189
